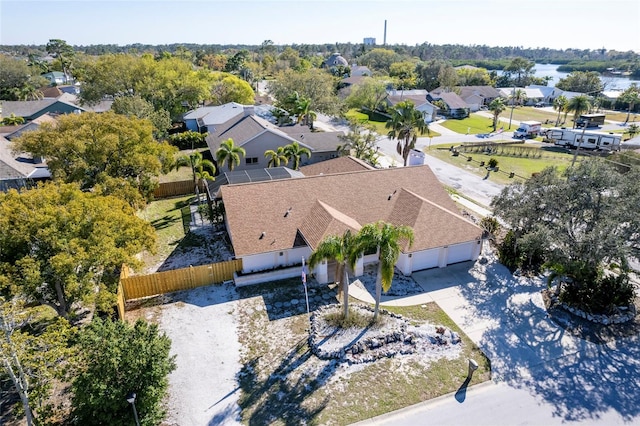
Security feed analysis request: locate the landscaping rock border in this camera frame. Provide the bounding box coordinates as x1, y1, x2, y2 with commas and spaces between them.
308, 304, 461, 364
545, 291, 636, 325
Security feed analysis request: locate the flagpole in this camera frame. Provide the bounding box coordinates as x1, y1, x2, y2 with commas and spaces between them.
302, 257, 310, 329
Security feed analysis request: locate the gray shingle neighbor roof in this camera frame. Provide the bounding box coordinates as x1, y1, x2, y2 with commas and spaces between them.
205, 113, 302, 151
183, 102, 247, 126
221, 165, 482, 257
1, 99, 84, 118
278, 124, 344, 152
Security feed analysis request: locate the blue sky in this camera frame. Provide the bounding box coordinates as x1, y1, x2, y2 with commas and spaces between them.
1, 0, 639, 52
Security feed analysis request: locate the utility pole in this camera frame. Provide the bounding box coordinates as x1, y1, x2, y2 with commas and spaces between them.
508, 86, 516, 130
570, 118, 590, 169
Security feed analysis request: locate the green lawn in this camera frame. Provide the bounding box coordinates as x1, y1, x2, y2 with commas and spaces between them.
439, 113, 497, 134
137, 195, 194, 270
427, 143, 575, 185
345, 108, 441, 138
498, 106, 560, 127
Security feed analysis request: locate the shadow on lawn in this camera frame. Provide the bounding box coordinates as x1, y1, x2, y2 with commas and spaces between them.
237, 339, 331, 426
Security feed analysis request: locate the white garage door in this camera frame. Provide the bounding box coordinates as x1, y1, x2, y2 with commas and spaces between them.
411, 248, 439, 271
447, 242, 475, 265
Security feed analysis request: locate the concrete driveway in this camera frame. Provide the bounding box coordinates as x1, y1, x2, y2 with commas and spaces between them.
354, 246, 640, 425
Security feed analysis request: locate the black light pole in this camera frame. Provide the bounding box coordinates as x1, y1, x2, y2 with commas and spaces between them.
126, 392, 140, 426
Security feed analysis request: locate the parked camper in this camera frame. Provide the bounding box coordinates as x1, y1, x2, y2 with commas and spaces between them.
513, 121, 542, 139
544, 127, 621, 151
576, 114, 606, 128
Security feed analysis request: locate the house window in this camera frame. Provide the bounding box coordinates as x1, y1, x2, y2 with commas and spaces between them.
245, 157, 258, 164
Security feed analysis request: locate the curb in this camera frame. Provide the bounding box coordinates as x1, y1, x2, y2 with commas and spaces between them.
349, 380, 496, 425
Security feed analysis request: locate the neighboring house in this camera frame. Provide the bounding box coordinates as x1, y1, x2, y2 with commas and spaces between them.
221, 164, 483, 285
351, 65, 372, 77
0, 99, 85, 121
205, 110, 314, 172
0, 135, 50, 192
526, 85, 565, 104
427, 92, 470, 118
41, 71, 72, 86
384, 90, 437, 123
279, 124, 345, 163
4, 113, 58, 141
322, 53, 349, 69
183, 102, 247, 133
497, 87, 546, 106
456, 86, 501, 111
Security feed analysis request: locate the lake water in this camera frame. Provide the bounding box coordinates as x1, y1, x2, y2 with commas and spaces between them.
532, 63, 639, 91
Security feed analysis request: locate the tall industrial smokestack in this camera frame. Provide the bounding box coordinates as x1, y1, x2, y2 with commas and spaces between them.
383, 20, 387, 45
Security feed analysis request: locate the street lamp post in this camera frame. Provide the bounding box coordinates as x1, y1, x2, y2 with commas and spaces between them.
126, 392, 141, 426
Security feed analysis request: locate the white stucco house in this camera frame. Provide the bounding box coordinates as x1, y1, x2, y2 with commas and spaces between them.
220, 162, 484, 285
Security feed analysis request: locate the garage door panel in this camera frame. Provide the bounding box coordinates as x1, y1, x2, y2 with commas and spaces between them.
447, 242, 474, 264
412, 248, 439, 271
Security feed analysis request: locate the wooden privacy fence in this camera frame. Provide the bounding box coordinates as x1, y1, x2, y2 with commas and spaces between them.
153, 180, 205, 199
120, 259, 243, 301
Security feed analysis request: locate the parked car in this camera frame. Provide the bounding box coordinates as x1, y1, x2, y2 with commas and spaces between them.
534, 102, 546, 107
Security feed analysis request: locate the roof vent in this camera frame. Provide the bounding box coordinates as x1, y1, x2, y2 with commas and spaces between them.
259, 232, 265, 239
284, 207, 292, 217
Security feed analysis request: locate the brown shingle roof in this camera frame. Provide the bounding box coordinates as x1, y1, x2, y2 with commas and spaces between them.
298, 200, 362, 249
387, 188, 482, 251
300, 156, 374, 176
221, 165, 482, 257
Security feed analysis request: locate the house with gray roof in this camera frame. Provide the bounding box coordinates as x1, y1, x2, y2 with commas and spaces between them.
183, 102, 247, 133
206, 109, 346, 173
384, 90, 437, 122
0, 135, 50, 192
221, 165, 483, 285
427, 92, 469, 118
456, 86, 501, 111
206, 111, 313, 172
1, 99, 85, 121
4, 114, 57, 141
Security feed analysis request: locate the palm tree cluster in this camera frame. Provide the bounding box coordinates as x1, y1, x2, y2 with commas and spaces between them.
264, 141, 311, 170
309, 221, 414, 322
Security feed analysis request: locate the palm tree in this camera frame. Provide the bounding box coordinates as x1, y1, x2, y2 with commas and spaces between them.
619, 84, 640, 124
284, 141, 311, 170
553, 95, 569, 126
309, 230, 357, 319
352, 222, 414, 321
510, 88, 527, 107
264, 146, 289, 168
567, 95, 592, 128
385, 100, 429, 167
1, 113, 25, 126
215, 138, 246, 171
488, 98, 506, 131
295, 96, 317, 129
174, 151, 216, 203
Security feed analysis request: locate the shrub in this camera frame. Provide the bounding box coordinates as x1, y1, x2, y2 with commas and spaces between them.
71, 318, 176, 426
487, 157, 498, 169
168, 131, 208, 150
559, 272, 635, 314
